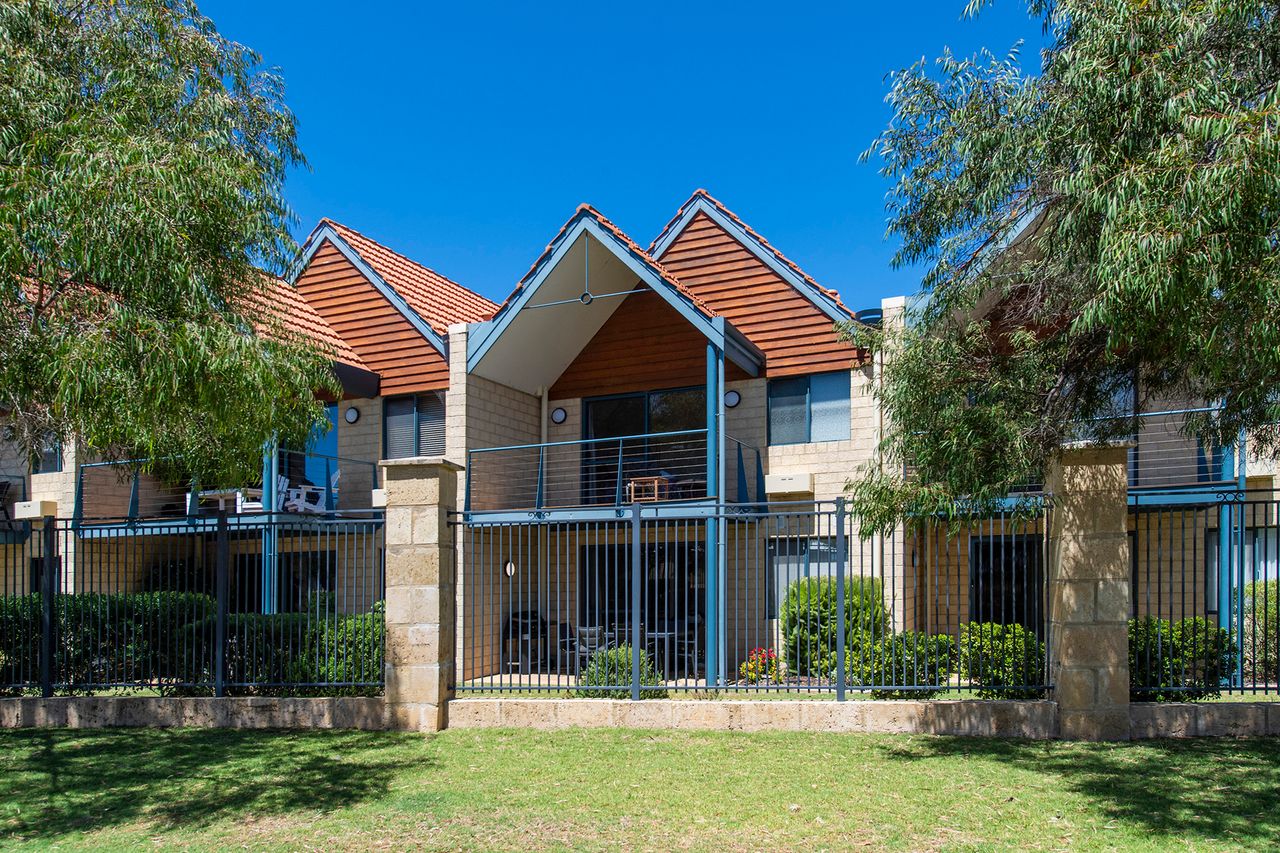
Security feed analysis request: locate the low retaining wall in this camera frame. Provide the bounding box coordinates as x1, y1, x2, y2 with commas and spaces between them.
1130, 702, 1280, 738
449, 698, 1060, 738
0, 696, 386, 730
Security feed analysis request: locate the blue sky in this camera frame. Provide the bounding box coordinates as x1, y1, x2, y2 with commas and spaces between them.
202, 1, 1044, 310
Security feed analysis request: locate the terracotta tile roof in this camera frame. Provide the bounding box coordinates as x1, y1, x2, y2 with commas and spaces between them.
651, 189, 855, 319
252, 273, 368, 369
499, 204, 717, 319
321, 219, 497, 333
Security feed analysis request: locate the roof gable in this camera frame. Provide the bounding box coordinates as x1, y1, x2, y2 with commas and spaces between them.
650, 192, 864, 377
650, 189, 854, 323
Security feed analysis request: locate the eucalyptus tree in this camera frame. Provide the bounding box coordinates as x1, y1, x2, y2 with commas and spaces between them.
847, 0, 1280, 531
0, 1, 335, 485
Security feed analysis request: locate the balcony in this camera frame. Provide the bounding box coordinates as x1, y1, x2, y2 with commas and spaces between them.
74, 450, 379, 525
465, 429, 764, 516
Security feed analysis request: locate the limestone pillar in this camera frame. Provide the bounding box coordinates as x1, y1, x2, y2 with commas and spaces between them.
1046, 444, 1132, 740
381, 457, 462, 732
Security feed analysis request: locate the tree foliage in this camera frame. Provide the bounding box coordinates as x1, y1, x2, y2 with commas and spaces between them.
0, 0, 336, 485
846, 0, 1280, 530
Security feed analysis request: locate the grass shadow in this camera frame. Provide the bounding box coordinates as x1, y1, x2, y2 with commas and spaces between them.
0, 728, 425, 842
874, 735, 1280, 846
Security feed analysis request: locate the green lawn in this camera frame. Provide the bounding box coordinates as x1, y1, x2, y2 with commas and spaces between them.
2, 728, 1279, 851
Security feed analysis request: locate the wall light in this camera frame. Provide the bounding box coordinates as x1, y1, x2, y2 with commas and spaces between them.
724, 390, 741, 409
550, 407, 568, 425
344, 406, 360, 424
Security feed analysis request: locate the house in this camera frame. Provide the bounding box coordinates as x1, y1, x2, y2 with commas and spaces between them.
2, 189, 1271, 695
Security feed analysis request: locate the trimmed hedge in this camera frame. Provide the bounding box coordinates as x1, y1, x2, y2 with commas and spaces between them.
780, 576, 887, 679
573, 645, 667, 699
1240, 581, 1279, 684
958, 622, 1046, 699
1129, 616, 1234, 701
0, 591, 383, 697
846, 631, 954, 699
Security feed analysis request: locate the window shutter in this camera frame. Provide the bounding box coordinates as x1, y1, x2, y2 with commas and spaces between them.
416, 391, 446, 456
384, 397, 416, 458
809, 371, 851, 442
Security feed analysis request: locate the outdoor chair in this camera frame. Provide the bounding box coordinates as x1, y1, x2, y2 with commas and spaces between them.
575, 626, 607, 672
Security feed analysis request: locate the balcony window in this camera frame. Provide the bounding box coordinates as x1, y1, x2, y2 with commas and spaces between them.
767, 371, 851, 445
383, 392, 446, 458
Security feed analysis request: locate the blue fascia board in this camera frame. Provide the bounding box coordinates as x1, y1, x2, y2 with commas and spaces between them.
290, 224, 449, 359
650, 197, 851, 325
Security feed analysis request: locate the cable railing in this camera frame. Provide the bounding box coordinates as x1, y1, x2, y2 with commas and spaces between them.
75, 450, 380, 523
0, 473, 28, 543
465, 429, 767, 513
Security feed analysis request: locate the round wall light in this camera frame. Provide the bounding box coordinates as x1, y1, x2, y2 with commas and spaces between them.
550, 407, 568, 425
344, 406, 360, 424
504, 560, 516, 578
724, 390, 741, 409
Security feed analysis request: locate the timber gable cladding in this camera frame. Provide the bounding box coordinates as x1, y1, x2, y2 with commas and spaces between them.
294, 240, 453, 396
655, 210, 861, 377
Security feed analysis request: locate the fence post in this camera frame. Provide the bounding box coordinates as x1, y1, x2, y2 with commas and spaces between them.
381, 456, 462, 731
214, 511, 229, 698
1046, 443, 1132, 741
39, 516, 57, 699
630, 501, 642, 701
835, 498, 847, 702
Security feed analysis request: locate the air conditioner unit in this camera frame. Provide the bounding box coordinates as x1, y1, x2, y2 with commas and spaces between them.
764, 472, 814, 495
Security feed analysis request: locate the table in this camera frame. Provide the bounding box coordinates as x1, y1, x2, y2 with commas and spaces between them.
627, 476, 669, 502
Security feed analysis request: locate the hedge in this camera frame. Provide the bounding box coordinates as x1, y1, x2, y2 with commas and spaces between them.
780, 576, 887, 679
958, 622, 1046, 699
1240, 581, 1279, 685
1129, 616, 1234, 700
846, 631, 954, 699
0, 591, 383, 696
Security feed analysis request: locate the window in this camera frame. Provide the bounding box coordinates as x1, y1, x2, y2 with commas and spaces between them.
1207, 528, 1279, 603
383, 392, 446, 458
767, 536, 843, 617
31, 438, 62, 475
767, 372, 851, 445
968, 535, 1045, 636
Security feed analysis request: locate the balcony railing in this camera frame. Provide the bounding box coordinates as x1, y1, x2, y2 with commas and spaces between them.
465, 429, 765, 514
74, 450, 379, 523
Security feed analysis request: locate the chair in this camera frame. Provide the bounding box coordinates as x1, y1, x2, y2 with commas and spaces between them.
575, 626, 607, 672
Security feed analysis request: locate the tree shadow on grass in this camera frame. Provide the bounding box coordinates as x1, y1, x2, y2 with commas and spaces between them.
874, 736, 1280, 847
0, 728, 426, 842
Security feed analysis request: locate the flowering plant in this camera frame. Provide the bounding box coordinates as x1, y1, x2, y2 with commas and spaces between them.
738, 647, 780, 684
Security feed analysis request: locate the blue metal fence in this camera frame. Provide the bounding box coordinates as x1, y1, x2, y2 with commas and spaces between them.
0, 511, 385, 696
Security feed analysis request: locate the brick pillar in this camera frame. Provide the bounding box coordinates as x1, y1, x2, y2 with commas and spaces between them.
381, 457, 462, 732
1046, 444, 1132, 741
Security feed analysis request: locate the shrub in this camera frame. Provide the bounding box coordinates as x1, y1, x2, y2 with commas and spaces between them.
296, 602, 385, 697
846, 632, 954, 699
1240, 581, 1279, 684
1129, 616, 1235, 701
573, 645, 666, 699
780, 576, 887, 679
738, 647, 780, 684
0, 594, 40, 695
958, 622, 1046, 699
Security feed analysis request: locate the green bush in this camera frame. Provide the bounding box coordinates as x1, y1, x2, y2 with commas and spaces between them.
295, 602, 385, 697
1129, 616, 1235, 701
958, 622, 1046, 699
846, 631, 954, 699
573, 645, 666, 699
780, 576, 887, 679
0, 592, 384, 697
1240, 581, 1279, 684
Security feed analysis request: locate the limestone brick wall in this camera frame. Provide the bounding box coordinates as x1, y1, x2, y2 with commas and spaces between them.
336, 397, 381, 509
